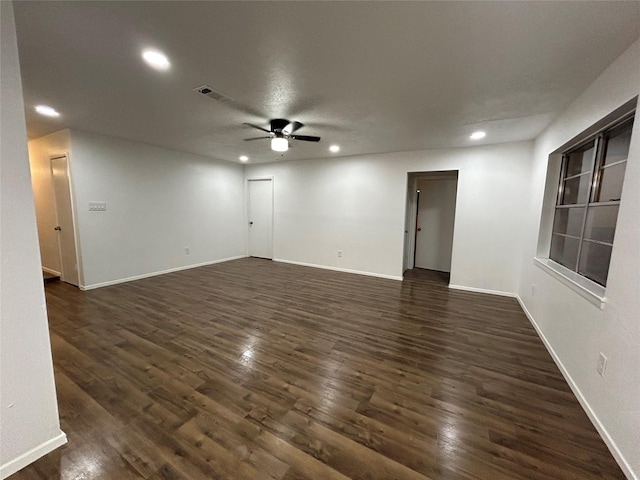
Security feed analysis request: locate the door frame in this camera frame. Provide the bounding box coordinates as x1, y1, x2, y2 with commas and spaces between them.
403, 171, 459, 275
403, 175, 419, 271
245, 176, 274, 259
49, 153, 83, 287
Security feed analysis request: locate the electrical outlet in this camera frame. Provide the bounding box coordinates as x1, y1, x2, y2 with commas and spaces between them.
597, 352, 607, 376
531, 284, 536, 297
337, 250, 342, 258
184, 247, 190, 255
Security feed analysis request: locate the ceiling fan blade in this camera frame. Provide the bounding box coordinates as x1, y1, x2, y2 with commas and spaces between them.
243, 122, 271, 133
283, 121, 304, 134
270, 118, 290, 132
244, 136, 272, 141
291, 135, 321, 142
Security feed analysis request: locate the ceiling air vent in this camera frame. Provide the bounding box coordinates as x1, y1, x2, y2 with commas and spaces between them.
193, 85, 234, 105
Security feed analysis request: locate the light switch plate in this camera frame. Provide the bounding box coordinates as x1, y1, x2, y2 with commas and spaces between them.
597, 352, 607, 376
89, 201, 107, 211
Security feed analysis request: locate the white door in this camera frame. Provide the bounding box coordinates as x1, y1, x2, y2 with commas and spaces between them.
248, 179, 273, 259
415, 177, 457, 272
51, 155, 79, 286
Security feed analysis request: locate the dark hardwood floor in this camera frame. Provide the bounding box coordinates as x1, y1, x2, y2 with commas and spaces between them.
11, 258, 624, 479
43, 270, 60, 284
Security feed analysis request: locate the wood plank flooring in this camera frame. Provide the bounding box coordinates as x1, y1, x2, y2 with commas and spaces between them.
10, 258, 624, 479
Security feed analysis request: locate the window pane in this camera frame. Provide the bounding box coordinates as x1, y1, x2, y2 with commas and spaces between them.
550, 234, 579, 270
565, 143, 595, 176
584, 205, 619, 244
552, 207, 584, 237
595, 162, 626, 202
603, 126, 632, 165
561, 174, 590, 205
578, 241, 612, 286
550, 115, 632, 284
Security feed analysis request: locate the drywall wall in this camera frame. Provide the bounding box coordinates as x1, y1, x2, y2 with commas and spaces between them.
0, 2, 66, 477
415, 177, 457, 272
246, 140, 533, 293
518, 39, 640, 479
28, 130, 72, 274
67, 129, 246, 288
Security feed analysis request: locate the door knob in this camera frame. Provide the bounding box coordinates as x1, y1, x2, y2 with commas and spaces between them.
249, 221, 254, 225
54, 226, 62, 231
417, 227, 422, 231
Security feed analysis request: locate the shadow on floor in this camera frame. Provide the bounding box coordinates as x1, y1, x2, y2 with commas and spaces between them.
43, 271, 60, 285
403, 267, 450, 285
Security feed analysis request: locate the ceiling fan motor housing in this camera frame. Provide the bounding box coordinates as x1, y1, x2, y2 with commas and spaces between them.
244, 119, 321, 150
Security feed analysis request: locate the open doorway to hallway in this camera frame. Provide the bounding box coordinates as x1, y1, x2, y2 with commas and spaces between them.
29, 150, 80, 287
403, 171, 458, 284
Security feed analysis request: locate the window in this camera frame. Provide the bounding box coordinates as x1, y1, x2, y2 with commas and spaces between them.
549, 115, 634, 287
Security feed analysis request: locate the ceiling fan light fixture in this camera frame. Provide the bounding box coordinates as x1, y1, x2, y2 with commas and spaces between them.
271, 136, 288, 152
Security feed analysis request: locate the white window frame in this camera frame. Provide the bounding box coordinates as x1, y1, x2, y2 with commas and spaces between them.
534, 98, 636, 308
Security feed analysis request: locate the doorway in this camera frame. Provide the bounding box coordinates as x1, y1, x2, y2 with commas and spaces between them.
50, 154, 79, 286
403, 171, 458, 281
247, 178, 273, 259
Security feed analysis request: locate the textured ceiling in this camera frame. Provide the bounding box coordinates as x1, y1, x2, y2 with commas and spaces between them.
13, 1, 640, 164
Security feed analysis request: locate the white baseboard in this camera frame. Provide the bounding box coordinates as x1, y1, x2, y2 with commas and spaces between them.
273, 258, 403, 281
448, 284, 516, 298
516, 295, 636, 480
42, 266, 61, 276
0, 431, 67, 479
79, 255, 247, 291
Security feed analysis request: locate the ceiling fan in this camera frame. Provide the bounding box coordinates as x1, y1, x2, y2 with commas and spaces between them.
244, 119, 320, 152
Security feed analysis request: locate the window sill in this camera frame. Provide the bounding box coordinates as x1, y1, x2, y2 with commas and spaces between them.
533, 257, 606, 309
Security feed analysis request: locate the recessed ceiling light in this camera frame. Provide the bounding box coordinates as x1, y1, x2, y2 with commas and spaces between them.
35, 105, 60, 117
239, 155, 248, 162
142, 49, 170, 71
470, 131, 486, 140
329, 145, 340, 153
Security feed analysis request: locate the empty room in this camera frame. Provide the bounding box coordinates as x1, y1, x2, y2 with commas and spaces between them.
1, 1, 639, 479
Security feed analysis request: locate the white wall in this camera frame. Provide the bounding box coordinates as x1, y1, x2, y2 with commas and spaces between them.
0, 2, 66, 478
246, 140, 533, 293
518, 39, 640, 479
66, 129, 246, 288
415, 177, 457, 272
28, 130, 72, 274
